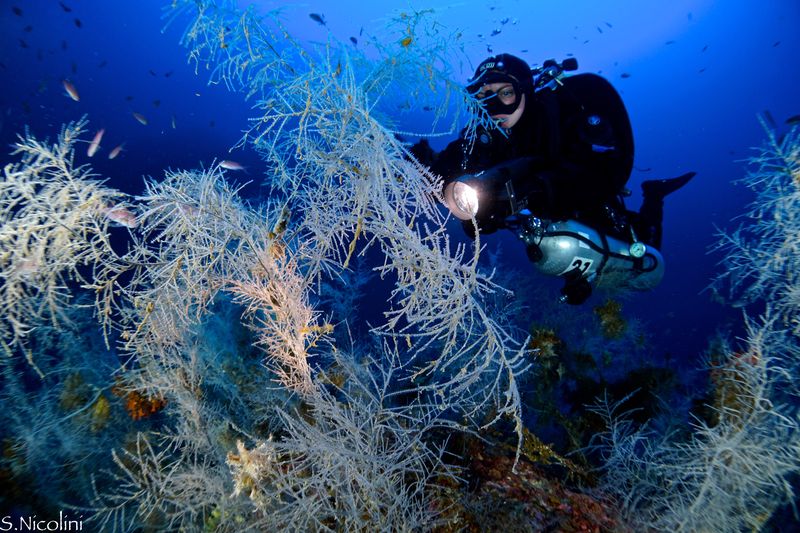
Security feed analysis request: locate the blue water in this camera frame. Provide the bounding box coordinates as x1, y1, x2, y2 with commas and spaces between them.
3, 0, 798, 360
1, 0, 799, 528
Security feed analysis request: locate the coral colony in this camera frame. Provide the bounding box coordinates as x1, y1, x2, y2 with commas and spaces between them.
1, 2, 799, 531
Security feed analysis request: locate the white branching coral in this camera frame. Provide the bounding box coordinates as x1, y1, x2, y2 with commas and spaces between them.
1, 3, 531, 531
0, 118, 123, 376
162, 0, 530, 454
710, 120, 800, 331
592, 123, 800, 532
226, 346, 453, 532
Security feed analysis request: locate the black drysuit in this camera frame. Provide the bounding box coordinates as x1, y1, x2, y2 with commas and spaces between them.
428, 73, 637, 241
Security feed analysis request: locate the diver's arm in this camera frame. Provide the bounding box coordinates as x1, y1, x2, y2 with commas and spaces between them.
448, 156, 551, 236
473, 156, 556, 218
452, 154, 621, 226
486, 156, 622, 220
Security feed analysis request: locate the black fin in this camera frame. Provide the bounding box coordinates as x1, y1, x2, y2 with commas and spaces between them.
641, 171, 696, 199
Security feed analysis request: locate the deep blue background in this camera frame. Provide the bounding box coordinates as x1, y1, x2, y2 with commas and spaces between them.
1, 0, 798, 366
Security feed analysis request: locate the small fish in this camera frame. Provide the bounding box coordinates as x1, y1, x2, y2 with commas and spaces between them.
164, 70, 173, 77
102, 205, 138, 228
19, 39, 29, 49
486, 44, 493, 53
566, 52, 574, 57
698, 68, 706, 73
23, 25, 32, 32
12, 6, 22, 16
125, 95, 134, 101
701, 44, 708, 52
219, 160, 245, 171
687, 12, 693, 21
152, 99, 161, 108
108, 143, 125, 160
422, 106, 432, 112
596, 26, 603, 34
59, 1, 72, 12
350, 36, 357, 45
97, 60, 107, 68
400, 36, 412, 47
148, 69, 157, 76
500, 17, 509, 25
490, 28, 501, 37
773, 41, 781, 47
605, 21, 613, 28
634, 166, 652, 172
71, 61, 78, 74
620, 72, 631, 78
583, 39, 590, 44
785, 114, 800, 125
132, 112, 148, 125
665, 40, 675, 45
74, 18, 82, 28
62, 79, 79, 101
61, 40, 68, 50
171, 114, 177, 129
87, 128, 105, 157
309, 13, 326, 26
209, 120, 215, 128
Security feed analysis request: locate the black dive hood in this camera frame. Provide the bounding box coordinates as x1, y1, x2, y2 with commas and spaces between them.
467, 53, 534, 118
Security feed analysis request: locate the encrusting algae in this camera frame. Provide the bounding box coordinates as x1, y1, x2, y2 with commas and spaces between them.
112, 382, 167, 421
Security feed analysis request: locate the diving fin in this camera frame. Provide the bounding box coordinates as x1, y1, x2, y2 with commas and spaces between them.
641, 171, 696, 200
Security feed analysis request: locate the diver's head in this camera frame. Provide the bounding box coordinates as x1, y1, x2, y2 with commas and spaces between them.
478, 82, 526, 128
467, 53, 533, 129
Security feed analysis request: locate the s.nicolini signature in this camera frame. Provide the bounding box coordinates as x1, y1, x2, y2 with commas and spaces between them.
1, 512, 84, 532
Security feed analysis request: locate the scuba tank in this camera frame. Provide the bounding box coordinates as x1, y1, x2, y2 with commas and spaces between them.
518, 216, 664, 292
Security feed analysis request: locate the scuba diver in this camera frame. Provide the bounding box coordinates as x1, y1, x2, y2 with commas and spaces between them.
412, 53, 695, 305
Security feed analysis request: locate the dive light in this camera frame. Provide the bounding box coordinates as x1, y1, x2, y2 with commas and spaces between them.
443, 179, 480, 220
